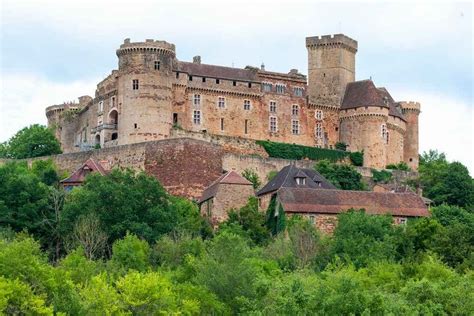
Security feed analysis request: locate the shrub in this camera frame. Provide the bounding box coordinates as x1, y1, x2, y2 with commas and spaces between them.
256, 140, 349, 162
349, 151, 364, 166
371, 169, 392, 183
386, 162, 411, 171
315, 160, 366, 190
242, 169, 261, 190
335, 142, 348, 151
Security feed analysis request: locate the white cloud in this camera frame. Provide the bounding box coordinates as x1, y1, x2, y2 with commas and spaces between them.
394, 89, 473, 174
0, 73, 98, 142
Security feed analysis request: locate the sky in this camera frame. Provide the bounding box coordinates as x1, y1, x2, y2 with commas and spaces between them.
0, 0, 472, 173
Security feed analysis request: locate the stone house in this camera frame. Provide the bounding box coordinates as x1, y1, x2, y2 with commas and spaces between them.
257, 165, 429, 233
198, 171, 254, 227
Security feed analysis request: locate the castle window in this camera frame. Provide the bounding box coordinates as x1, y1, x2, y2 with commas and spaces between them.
193, 110, 201, 125
173, 113, 178, 124
262, 82, 272, 92
189, 75, 193, 81
216, 79, 220, 84
176, 72, 180, 79
111, 97, 116, 108
132, 79, 139, 90
244, 119, 249, 134
98, 101, 104, 113
269, 101, 277, 113
381, 124, 387, 140
315, 123, 323, 139
244, 100, 251, 110
399, 217, 407, 225
220, 118, 224, 131
295, 177, 306, 185
386, 131, 390, 144
292, 105, 299, 116
202, 77, 206, 83
309, 215, 316, 224
335, 127, 339, 132
248, 82, 252, 88
269, 116, 278, 132
292, 120, 299, 135
217, 96, 226, 108
233, 81, 237, 86
154, 60, 160, 70
193, 94, 201, 106
315, 110, 323, 120
293, 87, 304, 97
275, 84, 286, 94
134, 123, 138, 129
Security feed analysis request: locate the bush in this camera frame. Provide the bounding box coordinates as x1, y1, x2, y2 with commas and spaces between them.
315, 160, 366, 190
371, 169, 392, 183
335, 142, 348, 151
256, 140, 349, 162
386, 162, 411, 171
349, 151, 364, 166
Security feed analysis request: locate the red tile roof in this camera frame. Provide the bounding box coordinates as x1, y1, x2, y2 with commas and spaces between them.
60, 158, 108, 184
278, 187, 429, 217
198, 171, 253, 204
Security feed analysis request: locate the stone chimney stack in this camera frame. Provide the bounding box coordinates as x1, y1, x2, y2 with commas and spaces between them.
193, 56, 201, 64
261, 63, 265, 71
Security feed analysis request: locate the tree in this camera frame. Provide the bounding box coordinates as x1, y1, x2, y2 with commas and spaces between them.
265, 195, 286, 236
418, 150, 473, 207
109, 233, 151, 273
1, 124, 61, 159
70, 214, 108, 260
315, 160, 365, 190
242, 168, 261, 190
60, 169, 182, 246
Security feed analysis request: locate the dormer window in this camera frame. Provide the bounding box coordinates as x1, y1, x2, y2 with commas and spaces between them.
295, 177, 306, 185
315, 181, 322, 187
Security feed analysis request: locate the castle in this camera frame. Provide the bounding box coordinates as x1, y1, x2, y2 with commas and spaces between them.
45, 34, 420, 170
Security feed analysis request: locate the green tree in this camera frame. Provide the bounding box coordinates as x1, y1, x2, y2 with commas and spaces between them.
61, 169, 182, 245
265, 195, 286, 235
1, 124, 61, 159
0, 277, 54, 315
418, 150, 473, 207
315, 160, 365, 190
242, 168, 261, 190
109, 233, 151, 273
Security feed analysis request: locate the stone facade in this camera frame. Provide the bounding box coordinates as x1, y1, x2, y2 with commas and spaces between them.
45, 34, 421, 170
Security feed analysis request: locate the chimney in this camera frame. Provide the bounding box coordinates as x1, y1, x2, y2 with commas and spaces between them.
193, 56, 201, 64
261, 62, 265, 71
124, 38, 130, 44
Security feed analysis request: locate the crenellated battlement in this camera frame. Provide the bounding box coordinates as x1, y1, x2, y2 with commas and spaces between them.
116, 38, 176, 57
306, 34, 358, 52
398, 101, 421, 113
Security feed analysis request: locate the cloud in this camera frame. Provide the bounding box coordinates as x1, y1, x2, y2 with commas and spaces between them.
394, 89, 473, 174
0, 73, 98, 142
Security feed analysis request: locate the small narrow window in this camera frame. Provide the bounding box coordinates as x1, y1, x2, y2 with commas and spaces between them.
202, 77, 206, 83
189, 75, 193, 81
132, 79, 139, 90
269, 101, 277, 113
193, 94, 201, 106
98, 101, 104, 113
176, 72, 180, 79
292, 105, 299, 116
244, 100, 251, 110
233, 81, 237, 86
220, 118, 224, 131
315, 123, 323, 139
309, 215, 315, 224
134, 123, 138, 129
217, 97, 225, 108
111, 97, 116, 108
248, 82, 252, 88
173, 113, 178, 124
269, 116, 277, 132
292, 120, 299, 135
193, 110, 201, 125
315, 110, 323, 120
154, 60, 160, 70
244, 119, 249, 134
216, 79, 220, 84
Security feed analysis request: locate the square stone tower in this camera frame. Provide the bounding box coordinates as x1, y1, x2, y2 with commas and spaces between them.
306, 34, 358, 106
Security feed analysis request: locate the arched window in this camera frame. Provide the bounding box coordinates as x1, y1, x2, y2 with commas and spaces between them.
95, 134, 100, 145
109, 110, 118, 125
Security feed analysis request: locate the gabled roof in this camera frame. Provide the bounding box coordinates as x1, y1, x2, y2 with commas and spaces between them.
60, 158, 108, 184
176, 61, 258, 82
341, 80, 387, 109
278, 187, 429, 217
198, 171, 253, 204
256, 165, 336, 196
377, 87, 406, 121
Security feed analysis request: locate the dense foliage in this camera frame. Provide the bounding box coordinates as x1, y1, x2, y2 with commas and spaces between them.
349, 151, 364, 166
1, 151, 473, 314
256, 140, 350, 162
241, 168, 261, 190
0, 124, 61, 159
371, 168, 393, 183
418, 150, 474, 207
386, 161, 411, 171
315, 160, 366, 190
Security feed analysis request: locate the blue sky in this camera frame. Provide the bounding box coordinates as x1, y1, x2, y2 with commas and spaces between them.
0, 0, 472, 172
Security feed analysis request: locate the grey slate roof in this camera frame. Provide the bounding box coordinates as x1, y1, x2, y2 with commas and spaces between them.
176, 61, 258, 82
256, 165, 336, 196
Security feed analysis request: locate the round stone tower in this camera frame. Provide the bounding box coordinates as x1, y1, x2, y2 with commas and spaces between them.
399, 101, 421, 170
116, 38, 176, 145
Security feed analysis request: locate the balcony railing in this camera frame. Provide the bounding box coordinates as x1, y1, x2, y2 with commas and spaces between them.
91, 123, 117, 133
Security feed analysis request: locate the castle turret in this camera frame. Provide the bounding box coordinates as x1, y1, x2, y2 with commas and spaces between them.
399, 101, 421, 170
306, 34, 357, 106
116, 38, 176, 144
